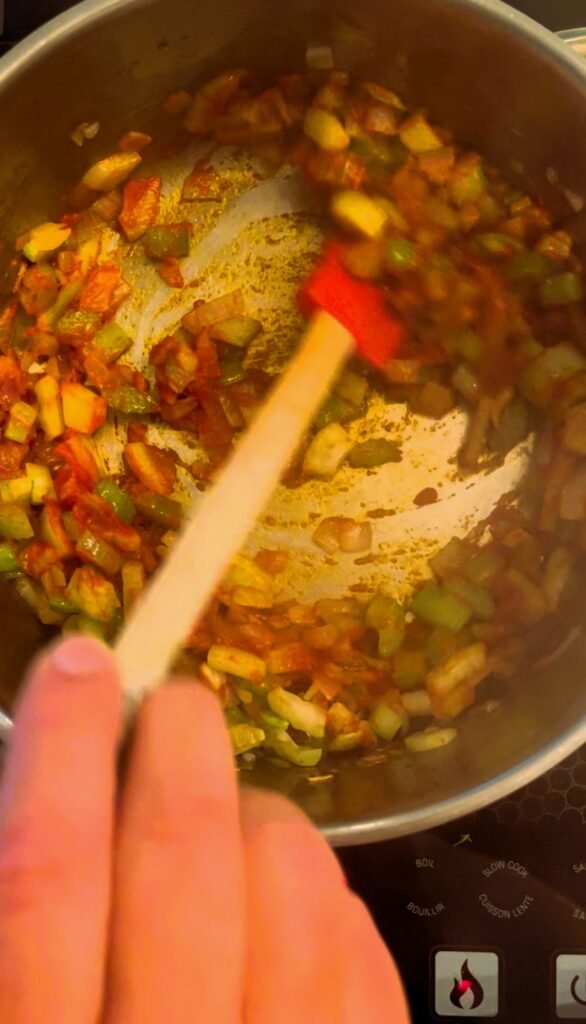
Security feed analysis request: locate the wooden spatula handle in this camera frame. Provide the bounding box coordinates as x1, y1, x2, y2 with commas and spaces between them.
115, 310, 354, 708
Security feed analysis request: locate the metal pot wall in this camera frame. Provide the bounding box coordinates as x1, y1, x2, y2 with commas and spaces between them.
0, 0, 585, 844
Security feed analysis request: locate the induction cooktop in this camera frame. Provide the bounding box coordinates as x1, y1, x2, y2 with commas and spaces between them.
2, 1, 585, 1020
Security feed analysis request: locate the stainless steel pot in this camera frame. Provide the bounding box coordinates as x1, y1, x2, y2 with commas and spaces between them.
0, 0, 585, 845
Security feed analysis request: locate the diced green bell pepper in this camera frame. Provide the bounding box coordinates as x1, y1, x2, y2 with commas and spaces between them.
143, 223, 191, 260
313, 394, 362, 430
104, 387, 158, 415
94, 479, 136, 523
0, 542, 19, 573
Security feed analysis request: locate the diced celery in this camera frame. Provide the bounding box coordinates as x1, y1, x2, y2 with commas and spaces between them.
0, 542, 19, 572
426, 642, 486, 697
386, 238, 417, 271
369, 700, 406, 741
504, 250, 550, 281
76, 530, 123, 576
401, 689, 432, 717
303, 423, 353, 478
260, 709, 289, 731
38, 280, 82, 332
328, 730, 363, 752
449, 156, 487, 206
444, 576, 495, 621
268, 729, 322, 767
207, 644, 266, 683
463, 548, 505, 585
521, 343, 586, 408
4, 401, 37, 443
366, 592, 402, 630
399, 113, 442, 153
347, 437, 402, 468
304, 108, 349, 151
93, 322, 132, 362
82, 150, 142, 190
210, 316, 262, 348
334, 369, 369, 407
445, 329, 484, 364
452, 363, 481, 403
229, 723, 266, 754
540, 272, 583, 306
393, 649, 427, 690
34, 375, 64, 440
426, 626, 460, 667
267, 687, 326, 739
22, 222, 71, 262
104, 387, 158, 415
223, 554, 273, 594
313, 394, 361, 431
490, 398, 530, 454
65, 566, 120, 622
0, 477, 32, 505
94, 479, 136, 523
122, 560, 145, 614
411, 582, 472, 632
0, 504, 33, 540
378, 623, 404, 658
62, 614, 108, 640
331, 190, 389, 239
404, 727, 457, 753
133, 492, 182, 529
25, 464, 54, 504
220, 358, 246, 385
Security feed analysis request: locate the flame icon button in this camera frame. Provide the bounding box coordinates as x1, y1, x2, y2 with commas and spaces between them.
434, 950, 500, 1017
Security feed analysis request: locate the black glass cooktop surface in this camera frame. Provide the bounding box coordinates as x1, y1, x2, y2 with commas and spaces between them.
2, 2, 585, 1020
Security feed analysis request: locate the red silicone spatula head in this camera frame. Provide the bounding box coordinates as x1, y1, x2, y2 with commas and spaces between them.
299, 243, 403, 369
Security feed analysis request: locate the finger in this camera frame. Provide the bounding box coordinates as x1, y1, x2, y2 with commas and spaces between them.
104, 682, 245, 1024
0, 636, 121, 1024
241, 789, 409, 1024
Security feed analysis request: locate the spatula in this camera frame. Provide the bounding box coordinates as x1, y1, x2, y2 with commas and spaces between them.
115, 245, 403, 709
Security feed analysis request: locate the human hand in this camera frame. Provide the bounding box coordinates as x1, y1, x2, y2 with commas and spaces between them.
0, 636, 409, 1023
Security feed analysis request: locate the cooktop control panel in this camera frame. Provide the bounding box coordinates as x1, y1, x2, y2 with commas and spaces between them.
340, 746, 586, 1023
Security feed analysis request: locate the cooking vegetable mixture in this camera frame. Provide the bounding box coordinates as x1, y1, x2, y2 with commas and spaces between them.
0, 66, 585, 767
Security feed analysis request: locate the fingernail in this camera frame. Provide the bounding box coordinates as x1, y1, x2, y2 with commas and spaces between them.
49, 636, 113, 678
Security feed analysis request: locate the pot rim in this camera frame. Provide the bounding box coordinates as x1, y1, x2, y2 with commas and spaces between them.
1, 0, 586, 844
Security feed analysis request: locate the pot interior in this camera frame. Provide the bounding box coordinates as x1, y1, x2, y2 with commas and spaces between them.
0, 0, 585, 842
